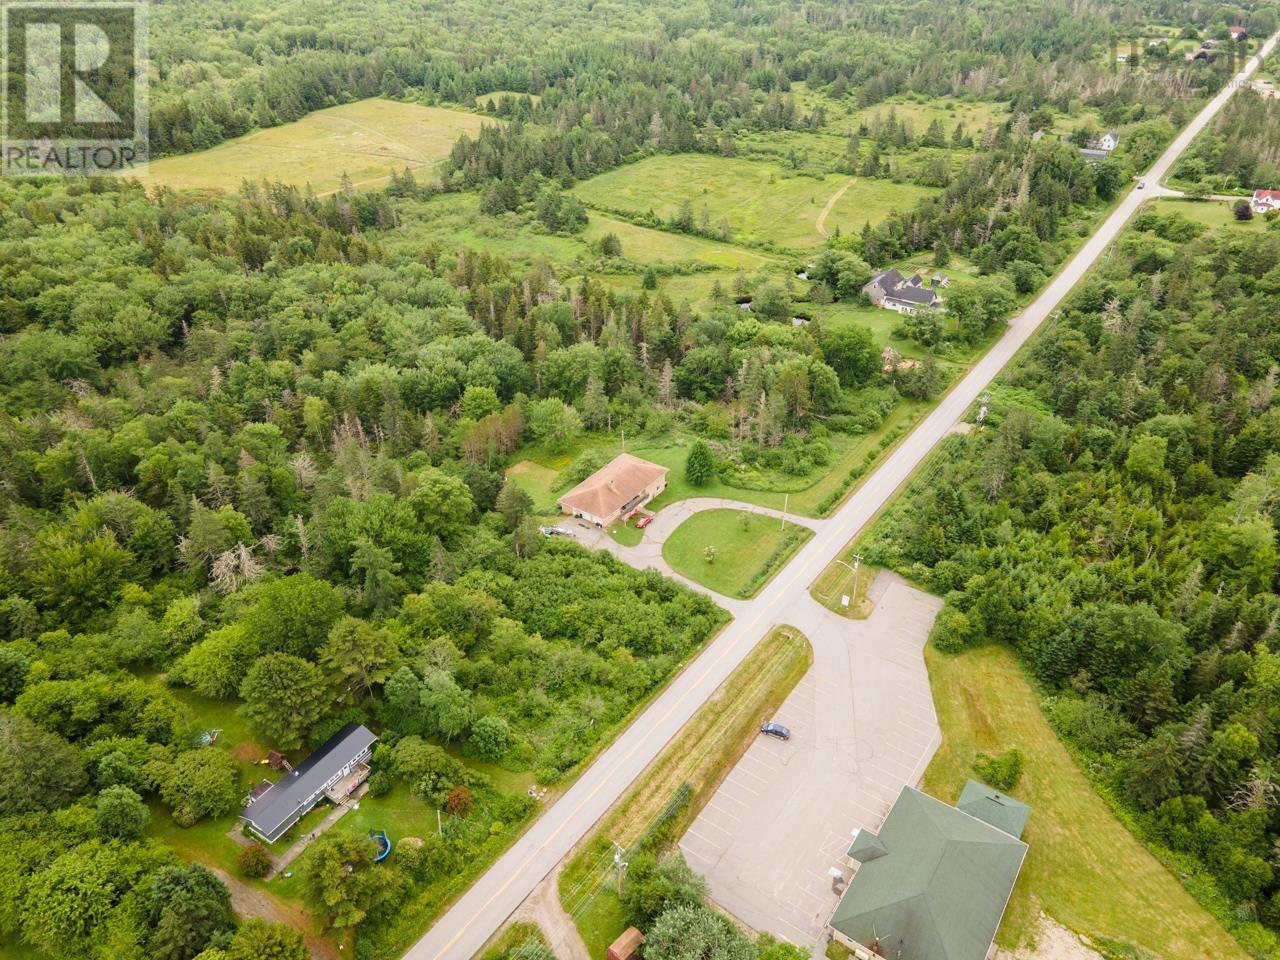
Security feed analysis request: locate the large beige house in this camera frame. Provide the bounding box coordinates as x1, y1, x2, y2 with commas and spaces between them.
558, 454, 668, 527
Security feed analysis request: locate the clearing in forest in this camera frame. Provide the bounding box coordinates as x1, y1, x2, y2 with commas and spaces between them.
571, 154, 936, 250
144, 99, 494, 195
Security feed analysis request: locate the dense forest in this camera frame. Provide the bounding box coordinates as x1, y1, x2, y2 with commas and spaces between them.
1177, 89, 1280, 191
143, 0, 1259, 187
865, 206, 1280, 953
0, 177, 745, 958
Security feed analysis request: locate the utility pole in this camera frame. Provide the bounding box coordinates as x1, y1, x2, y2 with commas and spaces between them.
612, 841, 628, 896
781, 493, 789, 530
835, 553, 863, 598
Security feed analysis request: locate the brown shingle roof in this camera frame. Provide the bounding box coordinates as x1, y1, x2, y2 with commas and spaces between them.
558, 454, 668, 520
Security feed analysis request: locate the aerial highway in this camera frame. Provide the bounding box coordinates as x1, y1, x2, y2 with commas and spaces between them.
404, 30, 1279, 960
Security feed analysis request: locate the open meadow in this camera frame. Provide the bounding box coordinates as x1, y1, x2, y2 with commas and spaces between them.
144, 99, 494, 194
571, 154, 935, 250
397, 193, 781, 272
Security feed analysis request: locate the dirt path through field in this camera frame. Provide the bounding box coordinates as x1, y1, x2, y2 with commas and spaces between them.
815, 178, 854, 237
208, 866, 340, 959
510, 861, 590, 960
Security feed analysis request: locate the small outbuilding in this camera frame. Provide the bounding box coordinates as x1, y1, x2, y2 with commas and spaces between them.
607, 927, 644, 960
558, 454, 668, 528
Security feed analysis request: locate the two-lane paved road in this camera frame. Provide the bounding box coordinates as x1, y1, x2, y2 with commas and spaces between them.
404, 31, 1279, 960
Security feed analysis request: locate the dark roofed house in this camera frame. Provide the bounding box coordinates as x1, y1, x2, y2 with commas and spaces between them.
863, 269, 940, 315
829, 783, 1029, 960
241, 723, 377, 843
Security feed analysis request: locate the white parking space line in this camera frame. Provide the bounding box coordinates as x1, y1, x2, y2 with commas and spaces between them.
731, 765, 769, 786
706, 800, 745, 822
715, 785, 759, 809
723, 776, 762, 798
686, 821, 733, 843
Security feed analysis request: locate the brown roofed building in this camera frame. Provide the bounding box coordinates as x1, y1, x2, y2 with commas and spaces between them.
558, 453, 668, 527
607, 927, 644, 960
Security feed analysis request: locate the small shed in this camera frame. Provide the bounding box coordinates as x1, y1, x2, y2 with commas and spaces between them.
607, 927, 644, 960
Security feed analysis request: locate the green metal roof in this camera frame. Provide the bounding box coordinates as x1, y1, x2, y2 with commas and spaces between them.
829, 787, 1028, 960
847, 828, 888, 862
956, 779, 1030, 840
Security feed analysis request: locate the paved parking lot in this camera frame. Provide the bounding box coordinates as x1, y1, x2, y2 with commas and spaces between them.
678, 575, 943, 946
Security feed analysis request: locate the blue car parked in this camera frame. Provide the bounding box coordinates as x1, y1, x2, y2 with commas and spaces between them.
760, 722, 791, 740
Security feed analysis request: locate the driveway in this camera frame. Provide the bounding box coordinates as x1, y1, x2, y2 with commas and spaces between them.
558, 498, 822, 616
679, 574, 943, 945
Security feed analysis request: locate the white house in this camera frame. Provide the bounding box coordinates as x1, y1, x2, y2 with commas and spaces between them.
863, 269, 941, 315
1251, 189, 1280, 214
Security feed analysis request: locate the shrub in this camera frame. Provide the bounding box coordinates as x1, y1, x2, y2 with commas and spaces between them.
367, 769, 393, 798
685, 440, 716, 486
238, 843, 273, 878
972, 748, 1024, 791
444, 785, 474, 818
929, 608, 972, 653
467, 715, 512, 761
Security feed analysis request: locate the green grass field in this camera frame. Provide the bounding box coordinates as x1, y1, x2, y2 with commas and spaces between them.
923, 645, 1250, 959
394, 192, 786, 312
787, 83, 1011, 139
661, 509, 812, 598
144, 99, 494, 194
474, 91, 541, 108
582, 215, 779, 270
571, 154, 935, 250
1153, 197, 1266, 232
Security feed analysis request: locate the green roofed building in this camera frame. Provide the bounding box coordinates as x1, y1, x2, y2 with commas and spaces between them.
828, 782, 1029, 960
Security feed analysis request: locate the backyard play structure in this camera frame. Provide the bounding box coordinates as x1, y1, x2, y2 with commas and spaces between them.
372, 830, 391, 862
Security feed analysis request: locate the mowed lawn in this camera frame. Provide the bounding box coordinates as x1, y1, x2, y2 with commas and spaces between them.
662, 509, 811, 598
923, 645, 1250, 960
144, 99, 494, 194
1153, 197, 1263, 232
572, 154, 935, 250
